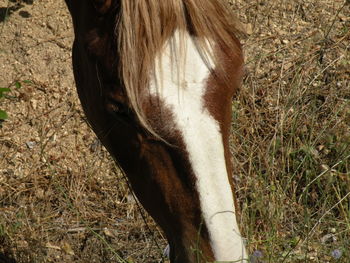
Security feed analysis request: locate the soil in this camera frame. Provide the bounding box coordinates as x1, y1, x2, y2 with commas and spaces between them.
0, 0, 165, 262
1, 0, 349, 263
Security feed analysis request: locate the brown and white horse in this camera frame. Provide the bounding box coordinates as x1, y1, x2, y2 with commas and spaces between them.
64, 0, 246, 262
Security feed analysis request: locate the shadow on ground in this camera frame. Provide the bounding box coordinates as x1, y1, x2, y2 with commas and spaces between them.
0, 0, 33, 22
0, 253, 17, 263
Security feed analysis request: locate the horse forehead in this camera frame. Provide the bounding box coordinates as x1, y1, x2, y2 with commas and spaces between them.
149, 31, 213, 111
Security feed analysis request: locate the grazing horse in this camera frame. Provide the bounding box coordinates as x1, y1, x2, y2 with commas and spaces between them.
64, 0, 246, 262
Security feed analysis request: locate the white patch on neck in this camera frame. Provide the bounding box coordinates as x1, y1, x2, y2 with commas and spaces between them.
149, 31, 247, 262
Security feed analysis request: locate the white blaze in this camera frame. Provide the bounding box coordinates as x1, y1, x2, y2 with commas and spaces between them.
150, 31, 247, 262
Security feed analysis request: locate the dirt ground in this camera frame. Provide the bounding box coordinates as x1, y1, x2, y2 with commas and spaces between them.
1, 0, 165, 262
1, 0, 349, 263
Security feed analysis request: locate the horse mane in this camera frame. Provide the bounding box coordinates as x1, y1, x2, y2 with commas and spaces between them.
116, 0, 241, 138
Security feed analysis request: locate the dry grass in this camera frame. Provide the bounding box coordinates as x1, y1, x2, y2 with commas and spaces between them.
0, 0, 349, 262
231, 0, 350, 262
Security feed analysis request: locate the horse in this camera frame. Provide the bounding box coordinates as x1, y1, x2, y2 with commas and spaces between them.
64, 0, 246, 262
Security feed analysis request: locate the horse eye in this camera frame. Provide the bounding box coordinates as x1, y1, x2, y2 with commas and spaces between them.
106, 97, 130, 117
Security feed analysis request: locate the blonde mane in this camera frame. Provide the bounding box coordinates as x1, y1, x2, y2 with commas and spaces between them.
116, 0, 241, 137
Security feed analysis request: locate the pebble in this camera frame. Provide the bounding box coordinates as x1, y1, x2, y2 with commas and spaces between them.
26, 141, 36, 149
321, 233, 337, 244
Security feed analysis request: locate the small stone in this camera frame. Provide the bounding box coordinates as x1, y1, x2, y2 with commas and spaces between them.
61, 242, 74, 255
90, 138, 101, 152
317, 145, 325, 151
127, 194, 136, 204
339, 14, 348, 22
321, 233, 337, 244
163, 244, 170, 258
25, 141, 36, 149
16, 240, 29, 248
331, 249, 342, 259
244, 23, 253, 35
103, 227, 115, 238
30, 99, 38, 109
252, 250, 263, 258
251, 250, 264, 263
